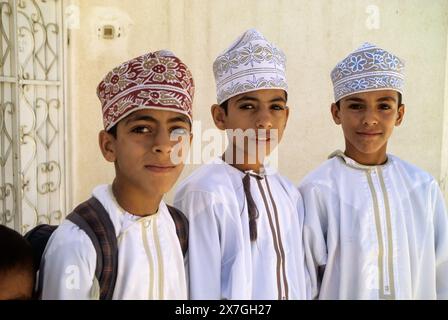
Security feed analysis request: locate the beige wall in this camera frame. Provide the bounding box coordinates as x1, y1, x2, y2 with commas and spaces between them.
66, 0, 448, 208
442, 27, 448, 205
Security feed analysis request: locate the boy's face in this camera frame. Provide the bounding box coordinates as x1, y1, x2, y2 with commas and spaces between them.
212, 89, 289, 165
331, 90, 405, 165
100, 109, 192, 197
0, 270, 34, 300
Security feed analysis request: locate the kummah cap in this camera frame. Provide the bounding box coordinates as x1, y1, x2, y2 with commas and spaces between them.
213, 28, 288, 105
97, 50, 195, 131
331, 42, 405, 102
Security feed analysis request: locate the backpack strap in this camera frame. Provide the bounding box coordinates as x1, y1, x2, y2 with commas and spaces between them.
24, 224, 58, 272
66, 197, 118, 300
166, 205, 189, 257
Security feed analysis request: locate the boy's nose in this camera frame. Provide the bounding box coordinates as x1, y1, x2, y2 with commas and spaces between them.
362, 109, 379, 126
255, 111, 273, 129
152, 132, 173, 154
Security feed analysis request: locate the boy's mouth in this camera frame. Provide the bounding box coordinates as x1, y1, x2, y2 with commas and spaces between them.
253, 137, 271, 142
356, 131, 382, 136
248, 132, 272, 142
144, 164, 176, 173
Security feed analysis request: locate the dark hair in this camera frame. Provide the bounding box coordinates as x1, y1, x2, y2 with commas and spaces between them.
219, 91, 289, 115
0, 225, 34, 276
335, 92, 403, 109
220, 100, 229, 115
107, 124, 117, 138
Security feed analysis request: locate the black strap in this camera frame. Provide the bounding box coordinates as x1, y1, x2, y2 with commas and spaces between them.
243, 173, 261, 241
65, 199, 187, 299
24, 224, 58, 272
66, 197, 118, 300
167, 205, 189, 257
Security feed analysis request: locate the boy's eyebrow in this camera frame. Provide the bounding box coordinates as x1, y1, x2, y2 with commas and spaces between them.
167, 115, 190, 125
234, 96, 259, 103
344, 96, 397, 104
234, 96, 287, 104
125, 114, 158, 125
269, 97, 287, 103
377, 96, 397, 103
125, 114, 190, 125
345, 97, 365, 103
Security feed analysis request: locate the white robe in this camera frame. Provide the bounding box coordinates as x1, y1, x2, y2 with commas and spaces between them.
173, 157, 309, 300
299, 151, 448, 299
40, 185, 187, 300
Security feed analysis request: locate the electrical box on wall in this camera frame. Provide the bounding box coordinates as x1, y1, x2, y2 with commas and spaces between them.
94, 7, 133, 41
90, 7, 134, 56
99, 24, 122, 39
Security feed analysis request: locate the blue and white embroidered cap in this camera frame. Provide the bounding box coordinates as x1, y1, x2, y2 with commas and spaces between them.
213, 29, 288, 105
331, 42, 405, 102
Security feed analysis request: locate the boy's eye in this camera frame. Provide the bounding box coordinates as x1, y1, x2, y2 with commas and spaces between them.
132, 126, 152, 134
239, 104, 255, 110
379, 103, 392, 110
171, 127, 189, 138
348, 104, 363, 110
271, 104, 286, 111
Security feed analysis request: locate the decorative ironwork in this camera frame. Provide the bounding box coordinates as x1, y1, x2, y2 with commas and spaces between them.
17, 0, 59, 81
1, 0, 16, 230
0, 1, 12, 73
0, 0, 66, 234
36, 98, 59, 149
0, 101, 14, 227
37, 160, 61, 194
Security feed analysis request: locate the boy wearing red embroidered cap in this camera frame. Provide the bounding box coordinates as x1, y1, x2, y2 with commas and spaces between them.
40, 50, 194, 299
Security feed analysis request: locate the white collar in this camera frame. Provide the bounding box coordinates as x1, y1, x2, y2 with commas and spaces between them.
92, 184, 163, 226
329, 150, 393, 171
210, 156, 278, 178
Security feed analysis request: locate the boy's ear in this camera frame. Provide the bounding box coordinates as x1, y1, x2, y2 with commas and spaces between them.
395, 104, 405, 126
99, 130, 117, 162
283, 106, 290, 129
211, 104, 227, 130
331, 103, 342, 125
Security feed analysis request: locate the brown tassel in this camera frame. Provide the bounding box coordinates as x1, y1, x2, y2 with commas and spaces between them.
243, 173, 260, 241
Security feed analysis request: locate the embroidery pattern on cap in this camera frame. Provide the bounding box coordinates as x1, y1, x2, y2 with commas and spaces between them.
213, 29, 288, 105
330, 43, 405, 102
97, 51, 194, 130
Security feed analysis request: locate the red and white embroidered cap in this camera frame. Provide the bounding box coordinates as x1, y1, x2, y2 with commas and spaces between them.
97, 50, 194, 131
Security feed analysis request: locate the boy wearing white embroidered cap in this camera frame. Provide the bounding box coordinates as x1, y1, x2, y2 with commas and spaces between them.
299, 43, 448, 299
174, 29, 309, 300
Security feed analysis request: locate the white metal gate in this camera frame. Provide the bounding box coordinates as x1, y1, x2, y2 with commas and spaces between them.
0, 0, 66, 234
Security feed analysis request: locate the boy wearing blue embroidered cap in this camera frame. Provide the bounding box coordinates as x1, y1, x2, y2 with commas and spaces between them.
299, 43, 448, 299
174, 29, 309, 300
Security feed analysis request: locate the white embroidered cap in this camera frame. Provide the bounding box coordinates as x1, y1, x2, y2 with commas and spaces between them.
213, 29, 288, 105
331, 42, 405, 102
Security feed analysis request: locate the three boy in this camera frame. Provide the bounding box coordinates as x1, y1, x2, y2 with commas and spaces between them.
4, 36, 445, 301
